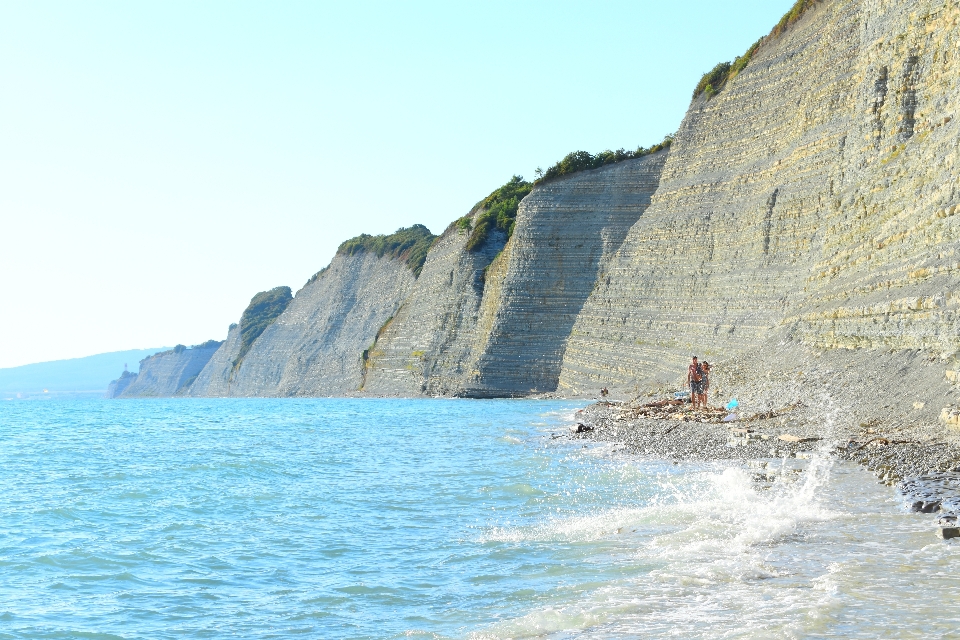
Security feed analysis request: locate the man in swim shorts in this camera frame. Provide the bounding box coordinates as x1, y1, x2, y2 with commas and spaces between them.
688, 356, 703, 410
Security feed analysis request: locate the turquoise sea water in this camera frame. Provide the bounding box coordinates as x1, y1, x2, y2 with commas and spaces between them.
2, 399, 960, 639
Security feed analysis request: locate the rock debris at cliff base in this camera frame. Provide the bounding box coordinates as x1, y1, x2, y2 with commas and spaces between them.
572, 339, 960, 531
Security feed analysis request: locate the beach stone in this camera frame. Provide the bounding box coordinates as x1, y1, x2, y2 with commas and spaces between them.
918, 500, 943, 513
938, 527, 960, 540
941, 408, 960, 427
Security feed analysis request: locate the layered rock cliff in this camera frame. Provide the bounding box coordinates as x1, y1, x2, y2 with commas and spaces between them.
462, 152, 669, 396
360, 210, 506, 396
360, 153, 666, 397
559, 0, 960, 399
115, 0, 960, 412
106, 370, 137, 398
108, 341, 222, 398
185, 324, 243, 396
188, 227, 432, 396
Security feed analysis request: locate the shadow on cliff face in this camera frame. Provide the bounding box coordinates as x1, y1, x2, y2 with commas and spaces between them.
461, 153, 670, 399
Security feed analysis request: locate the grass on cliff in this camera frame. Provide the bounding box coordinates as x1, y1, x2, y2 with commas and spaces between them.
693, 39, 762, 99
153, 340, 222, 358
693, 0, 821, 100
336, 224, 437, 277
462, 136, 674, 251
771, 0, 822, 38
465, 176, 533, 252
535, 135, 674, 187
232, 286, 293, 371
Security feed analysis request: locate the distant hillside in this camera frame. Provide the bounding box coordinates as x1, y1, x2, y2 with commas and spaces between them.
0, 348, 169, 397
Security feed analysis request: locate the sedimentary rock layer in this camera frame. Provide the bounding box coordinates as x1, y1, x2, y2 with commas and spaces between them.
462, 152, 668, 397
190, 251, 417, 396
363, 152, 666, 397
110, 343, 221, 398
560, 0, 960, 395
361, 210, 506, 397
119, 0, 960, 405
185, 325, 242, 396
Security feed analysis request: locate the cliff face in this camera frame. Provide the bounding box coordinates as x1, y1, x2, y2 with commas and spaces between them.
106, 370, 137, 398
361, 212, 506, 396
559, 0, 960, 395
109, 342, 222, 398
117, 0, 960, 405
189, 251, 418, 396
184, 325, 242, 396
462, 152, 669, 396
362, 153, 666, 397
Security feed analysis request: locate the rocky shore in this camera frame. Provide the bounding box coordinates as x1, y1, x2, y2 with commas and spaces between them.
570, 349, 960, 537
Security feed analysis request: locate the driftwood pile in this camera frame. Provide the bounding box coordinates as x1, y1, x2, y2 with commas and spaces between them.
623, 399, 727, 423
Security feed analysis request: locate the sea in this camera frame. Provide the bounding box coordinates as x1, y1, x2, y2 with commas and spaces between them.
1, 398, 959, 639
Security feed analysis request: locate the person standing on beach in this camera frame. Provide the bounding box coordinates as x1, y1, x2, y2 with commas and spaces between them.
688, 356, 703, 410
700, 362, 711, 409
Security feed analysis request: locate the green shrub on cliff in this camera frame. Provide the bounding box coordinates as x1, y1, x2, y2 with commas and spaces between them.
337, 224, 437, 277
303, 265, 330, 289
771, 0, 821, 38
232, 286, 294, 371
193, 339, 223, 350
465, 176, 533, 252
693, 38, 762, 100
535, 135, 674, 187
694, 62, 732, 99
693, 0, 820, 100
456, 216, 472, 233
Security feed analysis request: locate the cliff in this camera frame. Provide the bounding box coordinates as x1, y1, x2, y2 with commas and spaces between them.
463, 152, 669, 396
187, 227, 432, 396
360, 154, 666, 397
118, 0, 960, 417
106, 370, 137, 398
360, 209, 507, 396
559, 0, 960, 404
107, 341, 222, 398
185, 324, 242, 396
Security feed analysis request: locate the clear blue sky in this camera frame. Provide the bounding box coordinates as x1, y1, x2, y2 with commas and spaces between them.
0, 0, 796, 369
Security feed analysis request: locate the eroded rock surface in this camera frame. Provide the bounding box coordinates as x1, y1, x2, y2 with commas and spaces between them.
110, 342, 222, 398
462, 152, 668, 397
560, 0, 960, 396
190, 252, 417, 396
361, 211, 506, 397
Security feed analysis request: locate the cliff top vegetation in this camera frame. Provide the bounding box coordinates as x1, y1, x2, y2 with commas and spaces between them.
464, 176, 533, 252
535, 136, 673, 186
456, 138, 674, 252
693, 0, 821, 100
233, 286, 293, 371
148, 340, 223, 360
771, 0, 821, 38
336, 224, 437, 277
693, 39, 762, 99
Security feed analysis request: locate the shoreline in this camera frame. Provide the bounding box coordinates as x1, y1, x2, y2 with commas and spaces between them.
572, 399, 960, 530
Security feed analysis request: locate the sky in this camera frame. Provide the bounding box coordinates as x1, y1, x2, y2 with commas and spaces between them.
0, 0, 796, 369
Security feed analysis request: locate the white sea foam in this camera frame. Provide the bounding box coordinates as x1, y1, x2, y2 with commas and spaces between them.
471, 448, 943, 639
